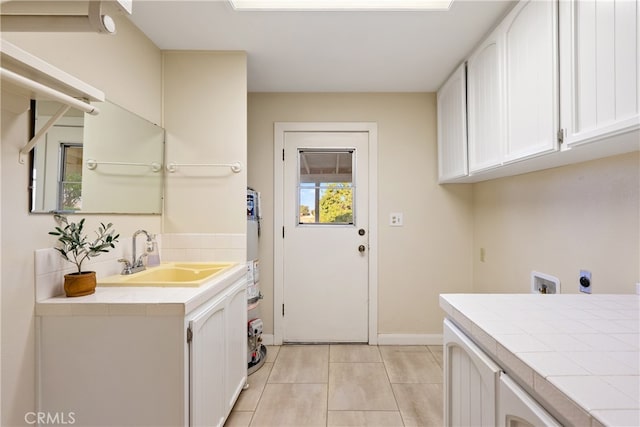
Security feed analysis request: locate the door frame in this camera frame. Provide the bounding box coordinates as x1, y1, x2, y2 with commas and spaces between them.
273, 122, 378, 345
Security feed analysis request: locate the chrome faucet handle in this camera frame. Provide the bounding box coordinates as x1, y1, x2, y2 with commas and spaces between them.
134, 252, 148, 268
118, 258, 132, 275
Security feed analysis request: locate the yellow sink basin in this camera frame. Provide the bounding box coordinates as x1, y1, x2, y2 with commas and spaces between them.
98, 262, 236, 287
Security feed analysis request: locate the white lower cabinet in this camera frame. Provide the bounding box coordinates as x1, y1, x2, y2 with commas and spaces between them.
444, 319, 501, 426
37, 277, 247, 427
190, 293, 227, 427
189, 279, 247, 427
224, 281, 250, 414
444, 319, 561, 427
498, 373, 561, 427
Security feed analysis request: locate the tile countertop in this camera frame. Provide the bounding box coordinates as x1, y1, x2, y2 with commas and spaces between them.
36, 264, 247, 317
440, 294, 640, 427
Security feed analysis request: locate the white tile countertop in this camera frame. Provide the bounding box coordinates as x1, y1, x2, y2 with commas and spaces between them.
36, 263, 247, 317
440, 294, 640, 427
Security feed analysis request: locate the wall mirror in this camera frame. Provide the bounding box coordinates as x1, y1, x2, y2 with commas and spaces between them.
30, 99, 165, 214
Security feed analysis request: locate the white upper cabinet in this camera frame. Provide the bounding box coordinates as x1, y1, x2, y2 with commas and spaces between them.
436, 0, 638, 182
503, 0, 559, 162
467, 27, 504, 172
559, 0, 640, 147
437, 63, 468, 182
467, 0, 559, 174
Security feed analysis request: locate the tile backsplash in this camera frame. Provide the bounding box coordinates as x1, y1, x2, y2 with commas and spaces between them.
160, 233, 246, 264
34, 247, 124, 301
35, 233, 246, 301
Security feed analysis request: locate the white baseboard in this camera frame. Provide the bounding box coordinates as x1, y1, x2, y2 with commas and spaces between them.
377, 334, 443, 346
260, 334, 442, 346
261, 334, 274, 346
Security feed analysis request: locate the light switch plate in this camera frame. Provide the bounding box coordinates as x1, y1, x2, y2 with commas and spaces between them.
390, 213, 403, 226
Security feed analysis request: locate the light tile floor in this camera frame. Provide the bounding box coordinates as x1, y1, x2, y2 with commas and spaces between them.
225, 344, 444, 427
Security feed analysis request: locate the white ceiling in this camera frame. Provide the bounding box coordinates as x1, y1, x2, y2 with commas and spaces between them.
127, 0, 514, 92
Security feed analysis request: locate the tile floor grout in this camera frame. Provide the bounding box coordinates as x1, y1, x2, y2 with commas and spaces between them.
225, 344, 444, 427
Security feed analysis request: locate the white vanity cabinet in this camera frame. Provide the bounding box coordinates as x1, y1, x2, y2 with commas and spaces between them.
189, 278, 247, 427
36, 272, 247, 427
559, 0, 640, 148
437, 63, 468, 182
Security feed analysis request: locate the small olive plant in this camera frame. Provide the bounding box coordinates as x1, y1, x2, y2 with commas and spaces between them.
49, 215, 120, 274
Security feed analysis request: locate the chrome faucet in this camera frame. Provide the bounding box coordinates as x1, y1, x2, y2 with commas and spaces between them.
118, 229, 153, 275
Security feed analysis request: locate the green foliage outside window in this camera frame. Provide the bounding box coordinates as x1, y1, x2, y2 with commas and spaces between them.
61, 172, 82, 211
319, 183, 353, 223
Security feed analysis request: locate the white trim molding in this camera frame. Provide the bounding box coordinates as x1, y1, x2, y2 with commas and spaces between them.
377, 334, 444, 346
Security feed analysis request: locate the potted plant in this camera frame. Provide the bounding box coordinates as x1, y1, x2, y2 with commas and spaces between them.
49, 215, 120, 297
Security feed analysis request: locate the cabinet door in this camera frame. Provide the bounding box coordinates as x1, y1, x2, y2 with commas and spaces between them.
503, 0, 559, 162
467, 29, 503, 173
437, 63, 468, 182
444, 319, 501, 427
224, 280, 248, 414
190, 295, 227, 427
498, 373, 561, 427
560, 0, 640, 147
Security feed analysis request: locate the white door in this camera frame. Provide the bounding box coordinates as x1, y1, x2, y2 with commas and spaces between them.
282, 131, 369, 343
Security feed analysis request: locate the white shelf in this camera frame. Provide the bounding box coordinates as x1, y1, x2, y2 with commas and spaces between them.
0, 39, 104, 102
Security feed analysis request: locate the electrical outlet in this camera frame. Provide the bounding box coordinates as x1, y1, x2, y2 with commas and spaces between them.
389, 213, 403, 226
579, 270, 592, 294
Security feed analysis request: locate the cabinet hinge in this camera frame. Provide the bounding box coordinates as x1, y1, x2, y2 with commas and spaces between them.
282, 226, 285, 238
557, 128, 565, 145
282, 149, 285, 161
186, 327, 193, 343
282, 304, 285, 316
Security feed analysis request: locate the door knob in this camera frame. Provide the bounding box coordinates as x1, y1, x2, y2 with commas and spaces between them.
358, 245, 366, 253
358, 229, 366, 236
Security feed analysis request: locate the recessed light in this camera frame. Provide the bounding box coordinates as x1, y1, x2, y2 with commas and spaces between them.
228, 0, 454, 12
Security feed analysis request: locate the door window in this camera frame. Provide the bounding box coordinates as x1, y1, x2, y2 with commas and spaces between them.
297, 149, 355, 225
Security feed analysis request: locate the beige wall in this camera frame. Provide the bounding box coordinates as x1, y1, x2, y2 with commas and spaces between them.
162, 51, 247, 234
473, 152, 640, 294
1, 14, 163, 426
2, 11, 162, 124
248, 93, 475, 337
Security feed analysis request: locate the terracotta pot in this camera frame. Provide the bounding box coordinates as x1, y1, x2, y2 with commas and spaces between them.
64, 271, 97, 297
